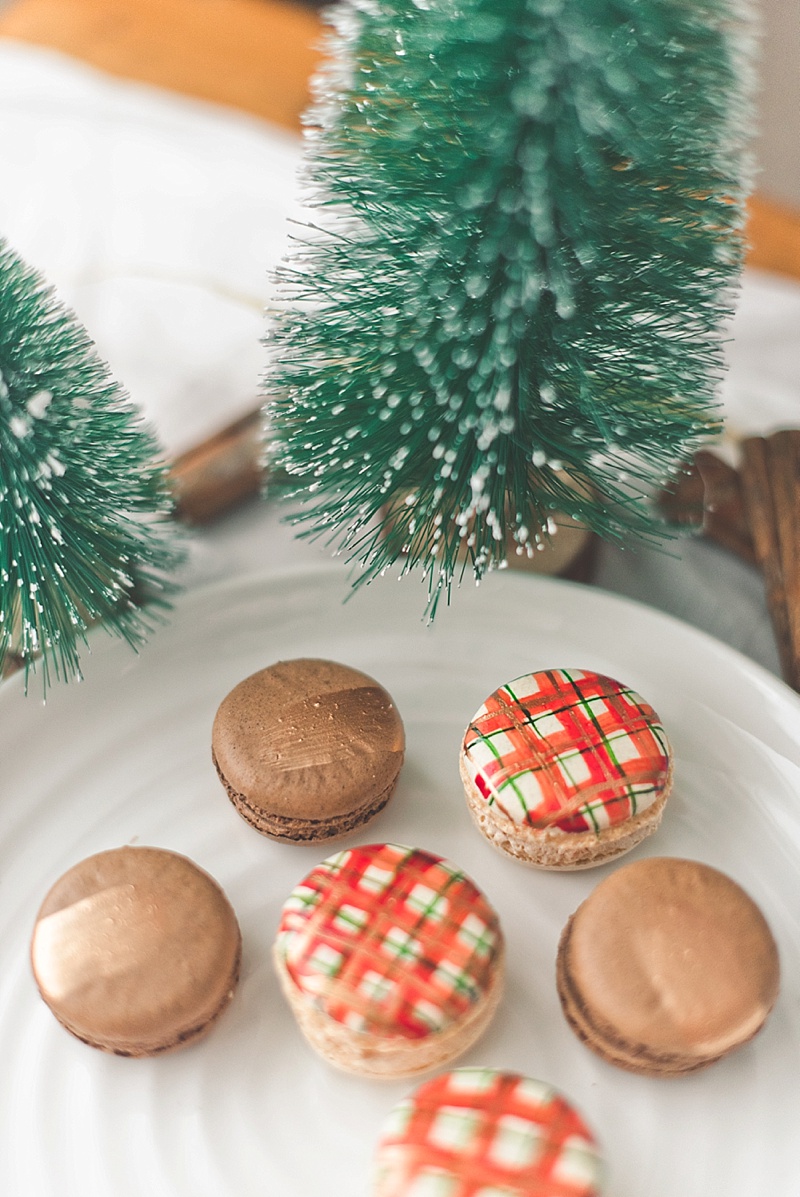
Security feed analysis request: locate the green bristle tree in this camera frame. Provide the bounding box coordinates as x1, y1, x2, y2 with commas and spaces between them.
0, 239, 181, 689
267, 0, 751, 608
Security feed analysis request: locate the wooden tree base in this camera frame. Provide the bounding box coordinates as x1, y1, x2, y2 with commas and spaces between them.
660, 432, 800, 692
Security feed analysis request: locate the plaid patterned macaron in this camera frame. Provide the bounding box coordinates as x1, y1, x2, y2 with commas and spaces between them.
460, 669, 673, 869
373, 1068, 604, 1197
274, 845, 504, 1076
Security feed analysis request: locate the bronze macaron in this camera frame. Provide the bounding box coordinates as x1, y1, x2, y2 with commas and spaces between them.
212, 658, 405, 843
31, 846, 241, 1056
556, 856, 780, 1075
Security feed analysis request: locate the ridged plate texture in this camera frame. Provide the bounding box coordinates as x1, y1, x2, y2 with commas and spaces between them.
1, 565, 798, 1196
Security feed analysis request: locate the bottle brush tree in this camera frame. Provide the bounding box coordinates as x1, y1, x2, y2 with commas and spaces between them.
0, 238, 181, 689
267, 0, 752, 609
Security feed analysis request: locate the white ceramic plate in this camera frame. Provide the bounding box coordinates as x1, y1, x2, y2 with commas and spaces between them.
1, 565, 798, 1197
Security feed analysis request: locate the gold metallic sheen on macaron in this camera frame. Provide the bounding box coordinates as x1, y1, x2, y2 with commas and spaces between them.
31, 846, 241, 1056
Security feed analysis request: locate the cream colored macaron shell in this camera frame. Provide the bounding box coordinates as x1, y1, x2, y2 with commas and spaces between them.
461, 668, 673, 869
274, 843, 504, 1078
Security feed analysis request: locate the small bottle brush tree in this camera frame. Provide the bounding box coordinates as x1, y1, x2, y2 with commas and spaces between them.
267, 0, 751, 609
0, 238, 181, 689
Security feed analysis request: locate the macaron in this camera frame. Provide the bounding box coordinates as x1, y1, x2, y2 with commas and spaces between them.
212, 658, 405, 843
30, 846, 241, 1056
556, 856, 780, 1076
373, 1067, 604, 1196
460, 668, 673, 869
273, 843, 504, 1078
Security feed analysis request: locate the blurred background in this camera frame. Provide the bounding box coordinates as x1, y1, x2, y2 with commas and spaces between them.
0, 0, 796, 539
756, 0, 800, 208
0, 1, 798, 681
0, 0, 796, 206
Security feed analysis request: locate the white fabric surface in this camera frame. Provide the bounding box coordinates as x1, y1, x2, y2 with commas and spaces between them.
0, 41, 303, 457
0, 40, 799, 680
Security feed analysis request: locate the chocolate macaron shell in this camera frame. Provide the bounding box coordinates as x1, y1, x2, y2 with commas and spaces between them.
31, 847, 241, 1056
212, 659, 405, 841
557, 857, 780, 1075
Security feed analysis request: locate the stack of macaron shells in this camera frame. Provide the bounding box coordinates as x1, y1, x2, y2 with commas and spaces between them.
273, 843, 504, 1078
459, 668, 673, 869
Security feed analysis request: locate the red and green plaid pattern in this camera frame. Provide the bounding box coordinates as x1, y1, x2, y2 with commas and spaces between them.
374, 1068, 603, 1196
276, 844, 502, 1039
462, 669, 671, 833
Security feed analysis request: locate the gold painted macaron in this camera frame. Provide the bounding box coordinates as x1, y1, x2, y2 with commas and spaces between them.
273, 843, 504, 1078
30, 846, 241, 1056
556, 856, 780, 1076
373, 1068, 604, 1196
460, 668, 673, 869
212, 658, 405, 843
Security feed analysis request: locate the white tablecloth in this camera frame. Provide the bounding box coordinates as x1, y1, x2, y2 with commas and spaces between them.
1, 41, 799, 680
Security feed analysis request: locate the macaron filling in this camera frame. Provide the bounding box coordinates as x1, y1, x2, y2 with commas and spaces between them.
212, 748, 399, 842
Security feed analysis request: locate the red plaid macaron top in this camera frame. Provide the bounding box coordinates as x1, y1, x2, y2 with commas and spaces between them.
275, 844, 502, 1040
462, 669, 671, 834
373, 1068, 603, 1197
